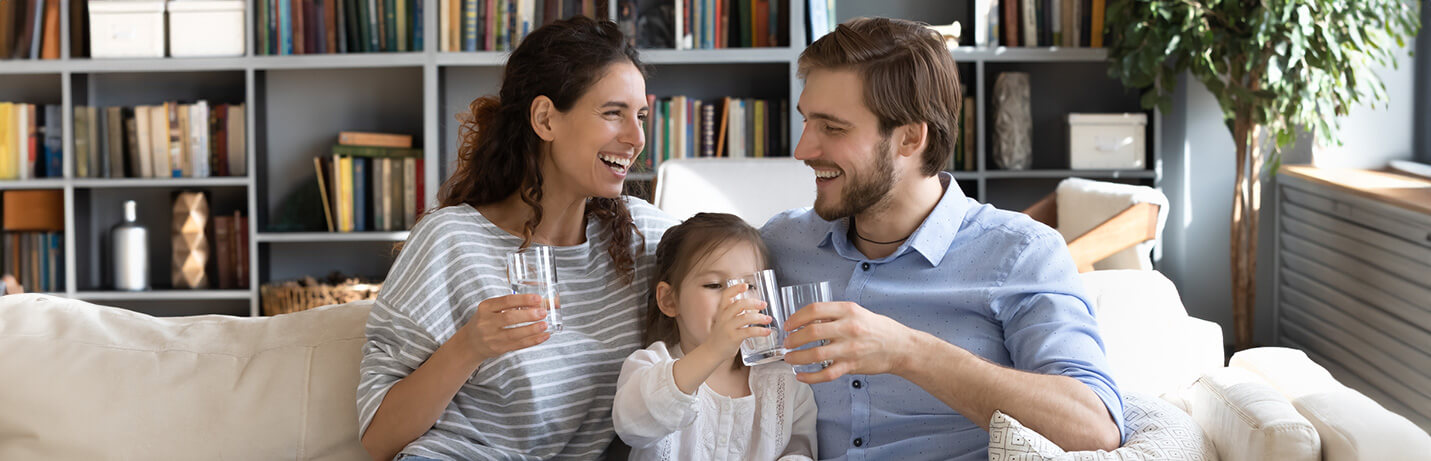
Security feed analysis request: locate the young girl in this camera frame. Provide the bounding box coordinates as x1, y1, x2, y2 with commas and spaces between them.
613, 212, 817, 460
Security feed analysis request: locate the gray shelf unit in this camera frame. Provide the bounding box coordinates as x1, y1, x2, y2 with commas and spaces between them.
0, 0, 1159, 316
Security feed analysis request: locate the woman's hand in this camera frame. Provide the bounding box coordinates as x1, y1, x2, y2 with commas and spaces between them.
700, 284, 772, 359
453, 293, 552, 364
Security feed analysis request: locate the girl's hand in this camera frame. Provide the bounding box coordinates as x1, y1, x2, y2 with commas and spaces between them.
702, 283, 773, 358
454, 293, 551, 363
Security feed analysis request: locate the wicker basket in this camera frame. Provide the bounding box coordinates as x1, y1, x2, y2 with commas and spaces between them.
260, 275, 382, 316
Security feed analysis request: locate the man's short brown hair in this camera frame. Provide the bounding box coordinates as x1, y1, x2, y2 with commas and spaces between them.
798, 17, 963, 177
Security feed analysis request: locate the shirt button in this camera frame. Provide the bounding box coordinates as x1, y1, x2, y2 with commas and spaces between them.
853, 438, 864, 447
861, 262, 870, 271
852, 379, 862, 389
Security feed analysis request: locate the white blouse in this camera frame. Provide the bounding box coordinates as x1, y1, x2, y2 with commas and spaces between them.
613, 341, 818, 461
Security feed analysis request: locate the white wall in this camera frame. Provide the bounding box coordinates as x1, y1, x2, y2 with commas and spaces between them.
1160, 43, 1417, 346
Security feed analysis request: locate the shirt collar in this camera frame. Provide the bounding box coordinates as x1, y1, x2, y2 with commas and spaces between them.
818, 172, 970, 266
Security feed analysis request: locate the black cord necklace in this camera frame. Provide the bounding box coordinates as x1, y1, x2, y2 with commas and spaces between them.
849, 216, 909, 245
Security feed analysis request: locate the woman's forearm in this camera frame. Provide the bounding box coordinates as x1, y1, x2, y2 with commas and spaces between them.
361, 334, 487, 461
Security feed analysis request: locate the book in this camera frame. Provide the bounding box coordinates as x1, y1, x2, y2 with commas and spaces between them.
340, 155, 353, 231
326, 0, 339, 53
40, 0, 58, 59
259, 0, 269, 54
963, 96, 976, 171
105, 106, 123, 178
353, 156, 368, 231
43, 104, 60, 177
1091, 0, 1105, 47
214, 215, 234, 289
189, 102, 210, 178
403, 157, 416, 229
234, 213, 249, 288
314, 156, 335, 231
149, 105, 171, 179
1004, 0, 1019, 46
213, 104, 227, 177
332, 144, 421, 158
134, 106, 152, 178
2, 190, 63, 231
338, 131, 412, 147
0, 0, 16, 56
166, 103, 183, 177
124, 112, 141, 177
228, 105, 246, 176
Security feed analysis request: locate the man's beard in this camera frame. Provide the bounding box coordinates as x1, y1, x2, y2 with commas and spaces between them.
813, 136, 896, 221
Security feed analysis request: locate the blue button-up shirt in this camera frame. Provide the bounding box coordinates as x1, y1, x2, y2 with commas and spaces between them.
760, 173, 1124, 461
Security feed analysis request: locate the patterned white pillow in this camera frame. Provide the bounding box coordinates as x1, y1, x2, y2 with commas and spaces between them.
988, 392, 1218, 461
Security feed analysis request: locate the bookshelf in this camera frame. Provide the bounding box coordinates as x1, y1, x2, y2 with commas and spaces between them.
0, 0, 1159, 316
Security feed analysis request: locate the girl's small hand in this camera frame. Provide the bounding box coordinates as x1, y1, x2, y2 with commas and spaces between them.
455, 293, 551, 363
704, 283, 773, 357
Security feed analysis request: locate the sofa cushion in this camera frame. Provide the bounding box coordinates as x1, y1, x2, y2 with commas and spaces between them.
1079, 270, 1224, 397
988, 392, 1217, 460
1164, 367, 1319, 461
0, 294, 372, 460
1230, 347, 1431, 461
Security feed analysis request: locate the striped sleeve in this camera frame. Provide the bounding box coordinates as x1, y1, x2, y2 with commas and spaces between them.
356, 208, 475, 436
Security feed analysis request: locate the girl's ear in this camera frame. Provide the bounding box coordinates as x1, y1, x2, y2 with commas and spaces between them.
655, 281, 679, 318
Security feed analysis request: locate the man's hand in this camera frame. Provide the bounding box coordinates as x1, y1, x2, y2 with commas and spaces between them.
780, 301, 921, 384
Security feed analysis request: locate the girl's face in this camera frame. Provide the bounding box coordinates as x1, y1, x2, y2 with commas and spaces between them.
540, 61, 649, 200
657, 240, 765, 350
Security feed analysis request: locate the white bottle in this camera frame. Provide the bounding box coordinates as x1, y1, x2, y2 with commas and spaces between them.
112, 200, 149, 291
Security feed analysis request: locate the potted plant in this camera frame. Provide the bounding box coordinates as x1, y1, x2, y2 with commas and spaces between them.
1104, 0, 1420, 350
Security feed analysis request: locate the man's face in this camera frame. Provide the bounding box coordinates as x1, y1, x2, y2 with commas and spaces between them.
794, 68, 899, 221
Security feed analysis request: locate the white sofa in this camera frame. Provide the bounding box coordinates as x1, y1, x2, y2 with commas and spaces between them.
2, 270, 1426, 460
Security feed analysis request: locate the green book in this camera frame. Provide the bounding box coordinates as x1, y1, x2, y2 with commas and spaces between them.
384, 0, 397, 51
332, 145, 422, 158
258, 0, 269, 55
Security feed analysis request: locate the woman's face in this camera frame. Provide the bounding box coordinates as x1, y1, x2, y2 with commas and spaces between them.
542, 61, 649, 200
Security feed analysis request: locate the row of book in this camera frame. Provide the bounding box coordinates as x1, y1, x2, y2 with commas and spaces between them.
0, 0, 60, 60
621, 0, 790, 50
438, 0, 604, 52
973, 0, 1109, 48
314, 132, 425, 232
949, 97, 976, 172
0, 103, 62, 179
74, 103, 247, 179
212, 212, 251, 290
1, 232, 62, 293
640, 96, 789, 168
257, 0, 424, 55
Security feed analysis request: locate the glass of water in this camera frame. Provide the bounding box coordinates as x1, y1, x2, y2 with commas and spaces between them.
505, 245, 563, 333
780, 281, 832, 373
727, 269, 785, 366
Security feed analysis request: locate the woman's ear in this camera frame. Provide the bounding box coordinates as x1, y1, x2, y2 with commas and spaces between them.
655, 281, 679, 318
530, 95, 558, 142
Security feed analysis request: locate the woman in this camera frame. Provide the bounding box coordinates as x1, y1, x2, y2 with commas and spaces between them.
357, 17, 677, 460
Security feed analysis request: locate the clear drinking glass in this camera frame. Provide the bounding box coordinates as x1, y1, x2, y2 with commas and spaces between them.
780, 281, 833, 373
505, 245, 563, 333
727, 269, 786, 366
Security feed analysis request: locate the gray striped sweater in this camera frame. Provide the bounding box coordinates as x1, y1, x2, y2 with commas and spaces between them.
358, 198, 678, 460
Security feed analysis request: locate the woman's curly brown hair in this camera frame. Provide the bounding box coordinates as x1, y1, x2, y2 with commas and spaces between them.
435, 16, 647, 283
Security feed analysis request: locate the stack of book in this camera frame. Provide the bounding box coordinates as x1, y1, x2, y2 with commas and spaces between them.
211, 212, 250, 290
1, 190, 63, 293
640, 96, 789, 171
257, 0, 424, 55
973, 0, 1109, 48
624, 0, 789, 50
314, 131, 424, 232
74, 102, 246, 179
0, 0, 62, 60
0, 103, 62, 179
438, 0, 605, 52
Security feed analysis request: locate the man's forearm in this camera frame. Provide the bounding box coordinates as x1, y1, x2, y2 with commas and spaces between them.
896, 331, 1121, 452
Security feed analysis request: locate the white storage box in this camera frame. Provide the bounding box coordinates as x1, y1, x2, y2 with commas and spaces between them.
89, 0, 167, 58
1068, 113, 1147, 170
167, 1, 246, 57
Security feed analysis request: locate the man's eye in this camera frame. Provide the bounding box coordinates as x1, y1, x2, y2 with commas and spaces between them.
825, 125, 845, 134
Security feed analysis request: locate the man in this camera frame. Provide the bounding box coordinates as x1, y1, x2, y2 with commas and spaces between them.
762, 17, 1124, 460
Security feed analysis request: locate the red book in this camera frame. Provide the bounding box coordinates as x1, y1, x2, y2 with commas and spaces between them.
294, 0, 306, 54
234, 213, 249, 289
214, 215, 234, 289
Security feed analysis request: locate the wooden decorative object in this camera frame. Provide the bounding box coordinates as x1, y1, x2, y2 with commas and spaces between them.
171, 191, 209, 289
993, 72, 1032, 170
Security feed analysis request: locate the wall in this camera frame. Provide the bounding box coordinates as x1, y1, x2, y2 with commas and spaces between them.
1160, 42, 1417, 346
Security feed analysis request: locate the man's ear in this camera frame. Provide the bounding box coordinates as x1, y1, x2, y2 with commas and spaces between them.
655, 281, 679, 318
530, 95, 558, 142
894, 122, 929, 160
